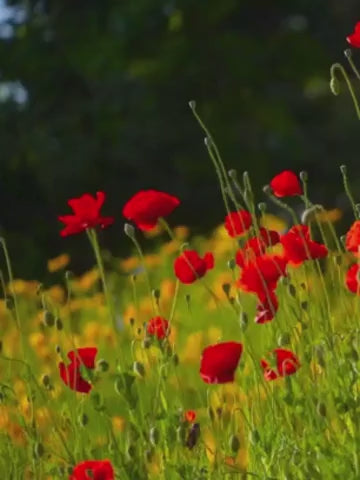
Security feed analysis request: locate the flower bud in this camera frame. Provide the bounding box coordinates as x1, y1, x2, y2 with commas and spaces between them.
340, 164, 347, 175
55, 345, 61, 355
222, 283, 231, 297
299, 170, 308, 182
79, 413, 89, 427
249, 429, 260, 445
262, 185, 272, 195
42, 374, 51, 387
176, 425, 187, 444
277, 332, 291, 347
33, 442, 45, 458
207, 406, 215, 421
188, 100, 196, 110
204, 136, 212, 148
301, 204, 323, 224
152, 289, 160, 300
316, 402, 326, 417
43, 310, 55, 327
257, 202, 267, 213
288, 284, 296, 298
228, 169, 237, 180
145, 448, 154, 462
124, 223, 135, 238
142, 337, 151, 349
227, 258, 236, 270
344, 48, 352, 59
55, 317, 63, 330
133, 361, 145, 377
5, 296, 14, 311
127, 444, 136, 458
229, 434, 240, 453
149, 426, 160, 446
173, 353, 179, 366
96, 359, 109, 372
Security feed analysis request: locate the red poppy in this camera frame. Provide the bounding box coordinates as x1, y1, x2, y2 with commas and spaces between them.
185, 410, 197, 423
345, 220, 360, 255
260, 348, 300, 381
345, 263, 360, 294
70, 459, 114, 480
236, 228, 280, 268
174, 250, 214, 284
280, 225, 328, 266
224, 210, 252, 237
59, 347, 97, 394
269, 170, 302, 197
347, 22, 360, 48
255, 291, 279, 324
200, 341, 243, 384
122, 190, 180, 231
58, 192, 114, 237
237, 254, 287, 300
147, 316, 170, 339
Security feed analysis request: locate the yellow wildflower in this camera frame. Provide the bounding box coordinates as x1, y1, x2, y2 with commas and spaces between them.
47, 253, 70, 272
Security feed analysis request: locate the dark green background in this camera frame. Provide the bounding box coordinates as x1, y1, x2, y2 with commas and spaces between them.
0, 0, 359, 277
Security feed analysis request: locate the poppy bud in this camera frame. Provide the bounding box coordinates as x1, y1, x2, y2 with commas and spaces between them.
207, 406, 215, 421
5, 296, 14, 310
79, 413, 89, 427
257, 202, 267, 213
329, 77, 340, 96
55, 317, 63, 330
43, 310, 55, 327
142, 337, 152, 349
176, 425, 187, 444
340, 165, 347, 175
288, 284, 296, 298
299, 171, 308, 182
301, 204, 323, 224
127, 444, 136, 458
262, 185, 272, 195
222, 283, 231, 297
204, 136, 212, 148
344, 48, 352, 59
145, 448, 154, 462
33, 442, 45, 458
249, 429, 260, 445
149, 426, 160, 446
228, 169, 237, 180
133, 361, 145, 377
42, 374, 51, 387
227, 258, 236, 270
277, 332, 291, 347
188, 100, 196, 110
114, 378, 123, 396
65, 270, 74, 281
96, 359, 109, 372
316, 402, 326, 417
55, 345, 61, 355
124, 223, 135, 238
229, 434, 240, 453
173, 353, 179, 366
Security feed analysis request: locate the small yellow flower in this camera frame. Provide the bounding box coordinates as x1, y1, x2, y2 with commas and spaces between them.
315, 207, 342, 223
46, 285, 65, 304
260, 213, 287, 233
47, 253, 70, 272
73, 268, 100, 292
120, 256, 140, 272
112, 416, 126, 432
144, 254, 162, 268
174, 225, 190, 240
8, 279, 39, 297
180, 331, 204, 364
29, 332, 46, 349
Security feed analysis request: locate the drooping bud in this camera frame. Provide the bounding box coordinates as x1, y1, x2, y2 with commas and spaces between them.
96, 359, 109, 372
299, 171, 308, 182
340, 165, 347, 175
222, 283, 231, 298
79, 413, 89, 427
344, 48, 352, 60
249, 429, 260, 445
149, 426, 160, 446
301, 204, 323, 224
329, 77, 340, 96
124, 223, 135, 238
42, 374, 51, 388
262, 185, 272, 195
257, 202, 267, 213
55, 317, 63, 330
288, 284, 296, 298
133, 361, 145, 377
228, 169, 237, 180
227, 258, 236, 270
33, 442, 45, 458
277, 332, 291, 347
5, 296, 14, 311
188, 100, 196, 110
43, 310, 55, 327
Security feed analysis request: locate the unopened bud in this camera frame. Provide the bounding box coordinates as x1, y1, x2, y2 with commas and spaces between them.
55, 345, 61, 355
262, 185, 272, 195
173, 353, 179, 366
42, 374, 51, 387
228, 169, 237, 180
43, 310, 55, 327
301, 204, 323, 224
300, 301, 308, 311
316, 402, 326, 417
124, 223, 135, 238
299, 171, 308, 182
229, 434, 240, 453
330, 77, 340, 96
79, 413, 89, 427
344, 48, 352, 59
133, 361, 145, 377
277, 332, 291, 347
127, 444, 136, 458
222, 283, 231, 297
288, 284, 296, 297
33, 442, 45, 458
258, 202, 267, 213
188, 100, 196, 110
5, 296, 14, 310
227, 258, 236, 270
142, 337, 151, 349
55, 317, 63, 330
149, 426, 160, 446
96, 359, 109, 372
204, 136, 212, 148
152, 289, 160, 300
340, 165, 347, 175
249, 429, 260, 445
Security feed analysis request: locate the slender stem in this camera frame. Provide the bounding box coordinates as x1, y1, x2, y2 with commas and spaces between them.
340, 165, 359, 219
0, 237, 21, 330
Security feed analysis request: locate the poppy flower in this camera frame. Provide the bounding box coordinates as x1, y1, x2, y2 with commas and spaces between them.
280, 225, 328, 266
185, 410, 197, 423
59, 347, 97, 394
237, 254, 287, 300
347, 22, 360, 48
255, 291, 279, 324
147, 316, 170, 339
58, 192, 114, 237
345, 263, 360, 294
260, 348, 300, 381
70, 459, 114, 480
236, 228, 280, 268
174, 250, 214, 284
224, 210, 252, 237
269, 170, 302, 197
200, 341, 243, 384
122, 190, 180, 231
345, 220, 360, 255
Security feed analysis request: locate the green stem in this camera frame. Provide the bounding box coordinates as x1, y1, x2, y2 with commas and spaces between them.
0, 237, 21, 330
330, 63, 360, 119
340, 165, 359, 219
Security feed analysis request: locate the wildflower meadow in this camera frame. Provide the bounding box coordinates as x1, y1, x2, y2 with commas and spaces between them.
3, 21, 360, 480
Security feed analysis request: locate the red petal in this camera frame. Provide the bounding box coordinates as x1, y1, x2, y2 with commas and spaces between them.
269, 170, 302, 197
200, 342, 243, 384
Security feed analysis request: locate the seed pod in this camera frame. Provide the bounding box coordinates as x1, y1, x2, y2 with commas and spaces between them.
43, 310, 55, 327
149, 426, 160, 446
229, 434, 240, 453
133, 361, 145, 377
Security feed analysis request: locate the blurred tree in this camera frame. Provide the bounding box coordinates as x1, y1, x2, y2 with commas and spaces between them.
0, 0, 359, 277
